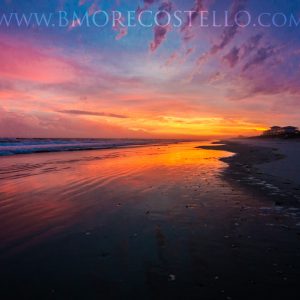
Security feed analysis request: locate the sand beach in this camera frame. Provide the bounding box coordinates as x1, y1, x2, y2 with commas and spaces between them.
201, 139, 300, 205
0, 141, 300, 299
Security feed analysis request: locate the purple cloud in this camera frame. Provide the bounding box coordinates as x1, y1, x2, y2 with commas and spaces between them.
159, 0, 172, 10
157, 0, 173, 20
223, 47, 240, 68
240, 33, 263, 58
211, 0, 248, 54
150, 25, 170, 52
223, 33, 263, 68
137, 0, 159, 14
181, 0, 205, 41
242, 45, 275, 71
57, 109, 128, 119
149, 1, 173, 52
194, 0, 248, 74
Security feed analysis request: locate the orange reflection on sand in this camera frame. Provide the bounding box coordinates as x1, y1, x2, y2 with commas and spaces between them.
0, 142, 232, 255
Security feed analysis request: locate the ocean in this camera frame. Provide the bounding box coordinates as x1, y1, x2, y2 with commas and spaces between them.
0, 138, 173, 156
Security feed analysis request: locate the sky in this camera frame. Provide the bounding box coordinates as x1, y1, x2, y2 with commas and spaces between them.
0, 0, 300, 138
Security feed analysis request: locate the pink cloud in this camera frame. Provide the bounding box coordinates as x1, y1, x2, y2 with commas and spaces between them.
192, 0, 248, 74
115, 27, 128, 40
0, 36, 78, 84
181, 0, 206, 41
211, 0, 248, 54
137, 0, 159, 14
149, 1, 173, 52
0, 107, 147, 139
223, 47, 240, 68
88, 0, 101, 15
181, 0, 205, 31
150, 25, 171, 52
79, 0, 89, 6
113, 14, 128, 40
242, 45, 276, 71
165, 52, 178, 66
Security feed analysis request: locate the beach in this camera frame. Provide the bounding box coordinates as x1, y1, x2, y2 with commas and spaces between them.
201, 139, 300, 205
1, 141, 300, 299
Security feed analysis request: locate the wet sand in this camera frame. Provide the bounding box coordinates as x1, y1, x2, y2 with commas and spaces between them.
1, 142, 300, 300
200, 139, 300, 205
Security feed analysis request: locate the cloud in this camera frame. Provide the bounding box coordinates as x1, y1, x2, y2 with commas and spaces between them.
144, 0, 157, 5
185, 48, 195, 57
190, 0, 248, 80
158, 0, 173, 15
112, 11, 128, 41
227, 47, 300, 101
150, 25, 170, 52
0, 35, 144, 102
88, 0, 101, 15
0, 35, 79, 84
181, 0, 205, 30
223, 47, 240, 68
222, 33, 263, 68
181, 0, 205, 41
211, 0, 247, 54
57, 109, 129, 119
165, 47, 195, 66
0, 79, 15, 91
149, 1, 173, 51
115, 27, 128, 40
208, 71, 224, 83
79, 0, 89, 5
242, 45, 276, 71
137, 0, 159, 13
240, 33, 263, 58
165, 52, 178, 66
0, 107, 145, 139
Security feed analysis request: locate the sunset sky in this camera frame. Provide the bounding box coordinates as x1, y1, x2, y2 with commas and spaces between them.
0, 0, 300, 138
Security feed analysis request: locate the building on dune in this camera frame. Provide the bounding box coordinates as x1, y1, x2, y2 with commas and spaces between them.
262, 126, 300, 137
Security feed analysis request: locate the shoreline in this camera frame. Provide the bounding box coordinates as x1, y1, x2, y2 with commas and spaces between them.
1, 141, 300, 299
199, 139, 300, 206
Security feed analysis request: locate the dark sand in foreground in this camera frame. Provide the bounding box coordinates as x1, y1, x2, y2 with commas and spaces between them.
0, 141, 300, 300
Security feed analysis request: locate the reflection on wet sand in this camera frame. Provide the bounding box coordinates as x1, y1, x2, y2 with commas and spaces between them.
1, 142, 300, 300
0, 142, 231, 254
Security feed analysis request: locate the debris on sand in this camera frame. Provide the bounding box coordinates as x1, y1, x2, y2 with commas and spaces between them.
168, 274, 176, 281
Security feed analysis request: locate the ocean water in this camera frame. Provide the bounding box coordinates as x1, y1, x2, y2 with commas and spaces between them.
0, 138, 172, 156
